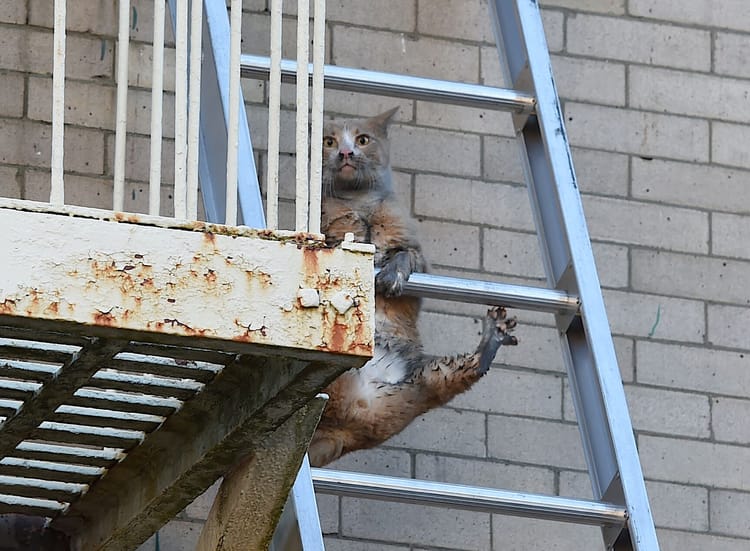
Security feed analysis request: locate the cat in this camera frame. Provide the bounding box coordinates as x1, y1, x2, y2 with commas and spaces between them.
308, 108, 518, 467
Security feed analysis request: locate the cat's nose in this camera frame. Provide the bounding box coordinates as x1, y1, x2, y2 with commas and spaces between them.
338, 148, 353, 160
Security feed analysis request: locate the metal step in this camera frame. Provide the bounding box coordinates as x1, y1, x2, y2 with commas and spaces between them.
241, 54, 536, 113
393, 271, 579, 314
312, 469, 626, 528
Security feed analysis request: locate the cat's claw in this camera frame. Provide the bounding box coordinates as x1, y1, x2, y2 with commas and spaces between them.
477, 306, 518, 375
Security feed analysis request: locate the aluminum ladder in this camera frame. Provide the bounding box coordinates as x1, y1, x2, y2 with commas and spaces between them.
200, 0, 660, 549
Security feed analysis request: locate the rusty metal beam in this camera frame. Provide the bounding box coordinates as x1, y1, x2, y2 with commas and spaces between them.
54, 355, 347, 551
195, 397, 326, 551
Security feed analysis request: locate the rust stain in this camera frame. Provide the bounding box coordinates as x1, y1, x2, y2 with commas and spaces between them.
303, 248, 320, 276
44, 301, 59, 315
93, 309, 116, 326
0, 299, 17, 315
113, 212, 140, 224
244, 269, 272, 286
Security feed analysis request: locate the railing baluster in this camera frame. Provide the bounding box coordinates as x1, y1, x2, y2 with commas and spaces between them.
186, 0, 204, 220
173, 0, 188, 219
149, 0, 166, 216
113, 0, 131, 212
308, 0, 326, 235
294, 0, 310, 232
50, 0, 67, 205
265, 0, 283, 230
225, 0, 243, 226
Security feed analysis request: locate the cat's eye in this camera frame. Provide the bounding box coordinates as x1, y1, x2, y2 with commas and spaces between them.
356, 134, 370, 146
323, 136, 337, 148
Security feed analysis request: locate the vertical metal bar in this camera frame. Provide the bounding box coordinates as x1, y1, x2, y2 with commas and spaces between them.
489, 1, 660, 549
174, 0, 189, 219
113, 0, 131, 212
225, 0, 243, 226
295, 0, 310, 232
308, 0, 326, 235
186, 0, 204, 220
149, 0, 166, 216
290, 456, 325, 550
265, 0, 283, 230
50, 0, 67, 205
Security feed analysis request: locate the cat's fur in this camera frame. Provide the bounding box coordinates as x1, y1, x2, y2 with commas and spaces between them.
308, 108, 518, 467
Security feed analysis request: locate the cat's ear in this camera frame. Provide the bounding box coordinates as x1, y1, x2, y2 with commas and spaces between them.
369, 107, 400, 134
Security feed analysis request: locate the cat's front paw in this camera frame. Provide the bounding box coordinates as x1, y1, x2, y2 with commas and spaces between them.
477, 306, 518, 375
376, 250, 413, 297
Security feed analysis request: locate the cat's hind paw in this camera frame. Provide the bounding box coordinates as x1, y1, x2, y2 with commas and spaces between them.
477, 306, 518, 375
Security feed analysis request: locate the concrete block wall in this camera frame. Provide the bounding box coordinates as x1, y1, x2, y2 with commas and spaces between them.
2, 1, 749, 549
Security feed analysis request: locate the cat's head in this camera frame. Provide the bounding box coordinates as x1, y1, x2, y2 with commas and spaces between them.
321, 107, 399, 198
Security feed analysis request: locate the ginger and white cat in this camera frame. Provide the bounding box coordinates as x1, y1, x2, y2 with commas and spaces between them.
308, 108, 518, 467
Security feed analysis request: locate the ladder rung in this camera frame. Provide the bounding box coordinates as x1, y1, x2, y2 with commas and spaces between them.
396, 272, 579, 314
311, 469, 627, 528
241, 54, 536, 113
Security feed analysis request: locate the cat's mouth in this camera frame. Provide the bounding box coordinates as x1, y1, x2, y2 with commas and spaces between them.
338, 163, 356, 176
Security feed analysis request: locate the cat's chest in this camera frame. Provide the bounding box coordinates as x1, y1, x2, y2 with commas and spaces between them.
358, 345, 409, 387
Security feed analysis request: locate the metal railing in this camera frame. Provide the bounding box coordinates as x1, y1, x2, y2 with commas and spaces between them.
44, 0, 327, 233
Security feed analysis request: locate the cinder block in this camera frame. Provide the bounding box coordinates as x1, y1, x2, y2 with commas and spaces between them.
630, 66, 750, 123
0, 3, 26, 24
105, 133, 175, 183
487, 415, 587, 470
341, 497, 491, 550
414, 218, 481, 269
565, 102, 709, 163
449, 367, 563, 419
592, 241, 629, 289
563, 383, 710, 438
603, 289, 705, 342
483, 135, 525, 183
414, 176, 534, 231
713, 213, 750, 259
419, 310, 485, 361
415, 454, 556, 494
0, 119, 105, 174
323, 539, 409, 551
323, 89, 413, 121
386, 407, 486, 457
572, 148, 629, 197
552, 55, 626, 106
483, 228, 545, 279
712, 121, 750, 169
658, 528, 750, 551
541, 9, 565, 53
632, 249, 750, 304
417, 0, 494, 43
637, 341, 750, 398
27, 77, 116, 130
712, 397, 750, 444
390, 124, 482, 177
639, 435, 750, 490
24, 170, 113, 208
542, 0, 625, 13
710, 490, 750, 538
127, 43, 176, 92
625, 385, 710, 438
415, 101, 515, 137
317, 494, 339, 535
0, 165, 21, 198
29, 0, 116, 35
492, 514, 602, 550
326, 448, 412, 477
0, 72, 24, 117
630, 0, 750, 33
584, 195, 708, 253
708, 304, 750, 350
567, 14, 711, 71
286, 0, 416, 32
632, 157, 750, 213
499, 322, 567, 373
715, 31, 750, 78
332, 26, 479, 83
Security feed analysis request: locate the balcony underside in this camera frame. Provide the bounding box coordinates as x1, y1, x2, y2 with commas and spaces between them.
0, 199, 375, 550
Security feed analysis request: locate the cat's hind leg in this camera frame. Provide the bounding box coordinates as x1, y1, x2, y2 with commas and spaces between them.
419, 306, 518, 405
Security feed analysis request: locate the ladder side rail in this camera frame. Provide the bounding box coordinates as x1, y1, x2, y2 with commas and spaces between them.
168, 0, 266, 227
489, 1, 659, 550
